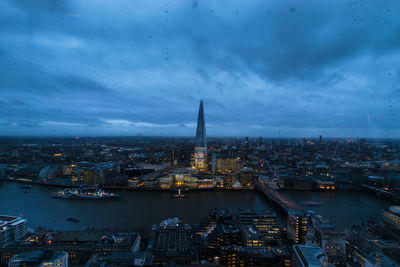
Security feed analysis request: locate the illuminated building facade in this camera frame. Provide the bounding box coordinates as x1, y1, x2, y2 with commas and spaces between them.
382, 206, 400, 231
236, 209, 280, 246
213, 154, 241, 173
316, 180, 335, 190
193, 100, 207, 171
287, 211, 313, 244
220, 246, 291, 267
196, 209, 242, 262
313, 215, 345, 266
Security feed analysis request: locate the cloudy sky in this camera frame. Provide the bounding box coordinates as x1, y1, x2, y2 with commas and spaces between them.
0, 0, 399, 137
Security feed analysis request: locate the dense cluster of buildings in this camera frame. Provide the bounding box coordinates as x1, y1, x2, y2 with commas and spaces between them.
1, 101, 400, 266
0, 218, 144, 266
345, 206, 400, 266
5, 207, 399, 266
0, 212, 338, 267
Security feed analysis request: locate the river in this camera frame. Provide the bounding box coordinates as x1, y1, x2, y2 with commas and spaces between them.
0, 181, 392, 235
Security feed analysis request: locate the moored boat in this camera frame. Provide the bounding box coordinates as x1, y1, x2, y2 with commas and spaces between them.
51, 188, 120, 200
171, 189, 188, 198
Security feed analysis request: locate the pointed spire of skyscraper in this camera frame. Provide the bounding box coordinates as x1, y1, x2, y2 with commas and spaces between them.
194, 100, 207, 170
195, 100, 207, 149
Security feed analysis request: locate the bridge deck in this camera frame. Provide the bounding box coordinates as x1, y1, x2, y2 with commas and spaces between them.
255, 180, 303, 212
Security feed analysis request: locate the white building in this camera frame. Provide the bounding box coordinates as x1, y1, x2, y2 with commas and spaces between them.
0, 215, 27, 247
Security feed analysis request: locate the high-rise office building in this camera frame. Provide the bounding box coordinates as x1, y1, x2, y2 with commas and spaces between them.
194, 100, 207, 171
236, 209, 281, 246
287, 210, 313, 244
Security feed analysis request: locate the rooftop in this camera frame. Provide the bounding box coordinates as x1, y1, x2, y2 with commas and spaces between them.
9, 250, 67, 266
293, 245, 327, 267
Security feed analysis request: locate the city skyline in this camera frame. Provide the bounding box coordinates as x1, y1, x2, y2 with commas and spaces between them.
1, 1, 400, 266
0, 1, 399, 138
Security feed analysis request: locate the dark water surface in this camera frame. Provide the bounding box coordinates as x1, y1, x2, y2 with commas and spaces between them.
0, 182, 277, 234
0, 181, 392, 234
281, 190, 392, 229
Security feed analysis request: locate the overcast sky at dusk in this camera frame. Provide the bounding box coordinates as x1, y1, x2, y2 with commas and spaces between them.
0, 0, 399, 138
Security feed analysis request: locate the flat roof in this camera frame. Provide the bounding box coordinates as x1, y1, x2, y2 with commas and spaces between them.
293, 245, 327, 267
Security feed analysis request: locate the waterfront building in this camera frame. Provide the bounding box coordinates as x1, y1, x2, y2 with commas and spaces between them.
197, 178, 215, 189
174, 174, 185, 188
127, 178, 142, 189
148, 218, 197, 266
193, 100, 207, 171
292, 244, 328, 267
382, 206, 400, 231
157, 176, 173, 190
8, 250, 68, 267
287, 210, 313, 244
183, 175, 199, 189
214, 176, 224, 189
144, 179, 158, 189
316, 180, 336, 190
223, 174, 234, 189
0, 215, 27, 248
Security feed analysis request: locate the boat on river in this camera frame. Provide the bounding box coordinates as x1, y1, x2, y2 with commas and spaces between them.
51, 188, 120, 200
172, 189, 188, 198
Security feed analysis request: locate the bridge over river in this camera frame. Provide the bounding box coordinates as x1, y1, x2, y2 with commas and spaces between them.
255, 179, 303, 213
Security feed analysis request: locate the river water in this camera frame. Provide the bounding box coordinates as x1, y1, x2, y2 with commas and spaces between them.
0, 181, 392, 235
281, 190, 392, 230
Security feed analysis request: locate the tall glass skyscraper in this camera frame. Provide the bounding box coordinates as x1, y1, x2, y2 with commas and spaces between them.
194, 100, 207, 170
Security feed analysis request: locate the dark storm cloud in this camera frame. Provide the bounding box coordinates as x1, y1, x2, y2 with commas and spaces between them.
0, 0, 399, 137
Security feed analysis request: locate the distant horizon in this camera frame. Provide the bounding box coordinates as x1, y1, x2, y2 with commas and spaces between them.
0, 1, 399, 138
0, 134, 398, 141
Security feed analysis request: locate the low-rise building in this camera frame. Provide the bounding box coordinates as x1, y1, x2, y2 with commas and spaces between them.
1, 230, 140, 266
8, 250, 68, 267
